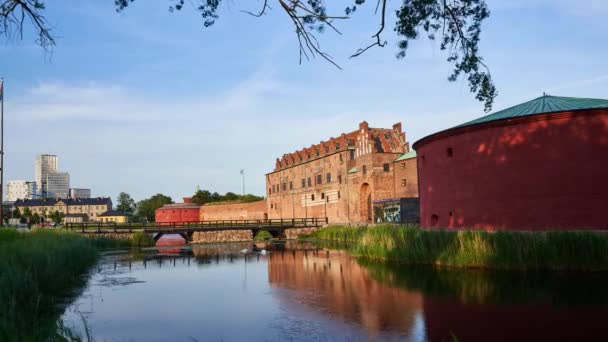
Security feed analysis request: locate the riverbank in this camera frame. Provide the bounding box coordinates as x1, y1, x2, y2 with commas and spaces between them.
307, 225, 608, 271
0, 229, 131, 340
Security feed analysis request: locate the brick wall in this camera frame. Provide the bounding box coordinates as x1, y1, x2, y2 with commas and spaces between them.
199, 200, 267, 221
393, 157, 419, 198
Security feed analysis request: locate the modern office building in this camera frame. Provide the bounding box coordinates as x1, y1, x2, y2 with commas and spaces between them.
46, 172, 70, 198
69, 188, 91, 199
35, 154, 58, 197
5, 180, 37, 201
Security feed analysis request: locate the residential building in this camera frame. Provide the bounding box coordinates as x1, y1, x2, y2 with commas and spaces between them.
266, 121, 419, 224
35, 154, 58, 197
46, 172, 70, 198
14, 197, 112, 222
6, 180, 37, 201
98, 210, 129, 223
69, 188, 91, 199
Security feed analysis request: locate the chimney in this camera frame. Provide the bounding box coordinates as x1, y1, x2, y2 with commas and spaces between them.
393, 122, 402, 133
183, 197, 192, 203
359, 121, 369, 131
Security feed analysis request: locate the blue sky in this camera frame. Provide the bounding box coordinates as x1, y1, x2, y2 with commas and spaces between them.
1, 0, 607, 201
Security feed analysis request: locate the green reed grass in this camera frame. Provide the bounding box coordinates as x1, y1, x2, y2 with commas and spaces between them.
0, 229, 103, 340
311, 225, 608, 271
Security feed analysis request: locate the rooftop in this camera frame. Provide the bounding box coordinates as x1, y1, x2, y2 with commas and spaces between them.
14, 197, 112, 206
457, 95, 608, 129
414, 95, 608, 149
395, 150, 417, 161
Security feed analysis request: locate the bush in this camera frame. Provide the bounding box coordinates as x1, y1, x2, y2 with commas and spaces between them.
254, 230, 273, 241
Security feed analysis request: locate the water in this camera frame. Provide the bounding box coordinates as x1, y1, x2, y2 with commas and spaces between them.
61, 241, 608, 341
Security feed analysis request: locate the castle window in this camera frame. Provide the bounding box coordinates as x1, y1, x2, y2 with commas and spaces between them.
401, 162, 406, 169
308, 177, 312, 187
447, 147, 454, 158
383, 163, 390, 172
277, 184, 280, 192
349, 150, 355, 160
270, 203, 273, 209
338, 191, 341, 199
321, 193, 325, 199
338, 175, 342, 184
339, 153, 343, 161
282, 183, 287, 191
268, 187, 272, 194
302, 179, 306, 188
289, 181, 293, 190
326, 173, 331, 183
336, 144, 340, 150
401, 179, 407, 187
311, 194, 315, 201
316, 174, 322, 185
362, 165, 367, 175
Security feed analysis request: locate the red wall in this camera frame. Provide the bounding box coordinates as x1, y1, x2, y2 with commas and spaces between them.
414, 109, 608, 230
155, 207, 200, 224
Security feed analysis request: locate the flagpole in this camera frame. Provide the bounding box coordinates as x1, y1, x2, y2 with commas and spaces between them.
241, 169, 245, 195
0, 78, 4, 225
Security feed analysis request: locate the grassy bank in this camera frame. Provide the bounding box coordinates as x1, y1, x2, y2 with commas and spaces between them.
0, 229, 137, 340
309, 225, 608, 271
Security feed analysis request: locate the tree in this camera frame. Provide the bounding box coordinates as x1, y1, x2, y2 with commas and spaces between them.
21, 207, 32, 223
190, 188, 264, 205
48, 210, 64, 224
116, 192, 136, 217
1, 0, 496, 110
135, 194, 173, 222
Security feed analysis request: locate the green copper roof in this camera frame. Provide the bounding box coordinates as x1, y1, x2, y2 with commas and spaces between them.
348, 167, 357, 174
395, 150, 417, 161
456, 95, 608, 129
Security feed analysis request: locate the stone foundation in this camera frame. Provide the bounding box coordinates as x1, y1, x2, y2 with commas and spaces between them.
191, 230, 253, 243
284, 227, 318, 239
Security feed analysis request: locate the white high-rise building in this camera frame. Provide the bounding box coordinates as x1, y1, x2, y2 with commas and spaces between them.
35, 154, 58, 197
46, 172, 70, 198
69, 188, 91, 199
5, 180, 37, 201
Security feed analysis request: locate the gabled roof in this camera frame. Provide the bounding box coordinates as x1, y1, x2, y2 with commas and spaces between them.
456, 95, 608, 129
395, 150, 416, 161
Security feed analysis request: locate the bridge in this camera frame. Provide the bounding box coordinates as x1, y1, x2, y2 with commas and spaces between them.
65, 217, 327, 242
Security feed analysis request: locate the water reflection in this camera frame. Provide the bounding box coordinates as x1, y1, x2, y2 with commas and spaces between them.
60, 242, 608, 341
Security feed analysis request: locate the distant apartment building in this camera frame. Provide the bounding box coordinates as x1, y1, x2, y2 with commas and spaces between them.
5, 180, 37, 201
46, 172, 70, 198
35, 154, 58, 197
69, 188, 91, 199
14, 197, 113, 222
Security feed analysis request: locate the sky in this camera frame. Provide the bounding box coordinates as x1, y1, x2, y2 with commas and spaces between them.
1, 0, 607, 202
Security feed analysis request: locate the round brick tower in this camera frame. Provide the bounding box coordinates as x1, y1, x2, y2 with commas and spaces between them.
413, 95, 608, 230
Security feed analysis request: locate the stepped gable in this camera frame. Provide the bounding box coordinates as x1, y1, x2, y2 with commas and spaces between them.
274, 121, 407, 171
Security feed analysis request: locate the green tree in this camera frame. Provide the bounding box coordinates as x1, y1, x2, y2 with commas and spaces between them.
116, 192, 136, 217
135, 194, 173, 222
21, 207, 33, 223
1, 0, 496, 110
31, 213, 40, 224
12, 207, 21, 219
191, 189, 212, 205
48, 210, 64, 224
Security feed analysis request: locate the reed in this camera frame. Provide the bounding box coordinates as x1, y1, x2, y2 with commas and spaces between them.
311, 225, 608, 271
0, 229, 101, 340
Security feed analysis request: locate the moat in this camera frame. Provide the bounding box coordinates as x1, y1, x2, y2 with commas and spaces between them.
60, 241, 608, 341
